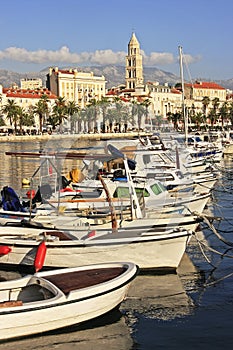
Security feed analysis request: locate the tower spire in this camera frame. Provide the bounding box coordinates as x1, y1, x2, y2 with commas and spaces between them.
125, 32, 144, 90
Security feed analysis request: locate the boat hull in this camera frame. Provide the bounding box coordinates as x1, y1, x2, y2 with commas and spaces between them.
0, 262, 138, 340
0, 229, 191, 271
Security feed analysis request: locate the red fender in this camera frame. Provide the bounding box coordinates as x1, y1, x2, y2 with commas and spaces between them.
34, 241, 47, 272
0, 245, 12, 255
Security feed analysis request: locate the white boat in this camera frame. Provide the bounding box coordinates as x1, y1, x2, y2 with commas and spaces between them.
0, 224, 192, 271
0, 261, 138, 341
35, 173, 210, 216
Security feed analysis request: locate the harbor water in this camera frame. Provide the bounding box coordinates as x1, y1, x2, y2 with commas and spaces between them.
1, 138, 233, 349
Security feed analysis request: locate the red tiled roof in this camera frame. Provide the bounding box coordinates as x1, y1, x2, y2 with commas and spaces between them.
58, 69, 74, 74
186, 81, 225, 90
3, 88, 57, 99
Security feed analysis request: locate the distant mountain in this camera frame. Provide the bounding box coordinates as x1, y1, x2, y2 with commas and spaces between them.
0, 66, 232, 91
0, 69, 46, 89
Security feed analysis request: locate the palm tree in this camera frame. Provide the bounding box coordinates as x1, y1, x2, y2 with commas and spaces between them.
0, 115, 5, 127
113, 97, 129, 132
228, 102, 233, 127
16, 106, 25, 135
84, 104, 97, 132
87, 98, 100, 132
219, 101, 229, 129
79, 108, 88, 133
52, 97, 67, 131
141, 98, 151, 124
191, 112, 203, 130
98, 97, 111, 133
21, 111, 35, 130
33, 94, 50, 133
202, 96, 210, 121
131, 100, 147, 130
167, 112, 182, 130
208, 109, 218, 127
66, 101, 79, 133
1, 99, 19, 133
105, 108, 116, 133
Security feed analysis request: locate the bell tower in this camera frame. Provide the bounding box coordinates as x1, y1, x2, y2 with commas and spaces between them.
125, 32, 144, 90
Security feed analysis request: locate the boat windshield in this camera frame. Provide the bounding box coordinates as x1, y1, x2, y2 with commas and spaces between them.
150, 182, 166, 195
113, 187, 150, 198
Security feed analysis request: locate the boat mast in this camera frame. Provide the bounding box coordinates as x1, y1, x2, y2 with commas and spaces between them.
178, 46, 188, 146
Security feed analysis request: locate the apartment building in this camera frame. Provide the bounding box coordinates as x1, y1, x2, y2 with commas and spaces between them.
0, 85, 57, 129
145, 82, 182, 116
46, 67, 106, 108
20, 78, 43, 90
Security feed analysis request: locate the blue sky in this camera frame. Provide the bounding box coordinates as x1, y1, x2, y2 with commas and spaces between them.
0, 0, 232, 81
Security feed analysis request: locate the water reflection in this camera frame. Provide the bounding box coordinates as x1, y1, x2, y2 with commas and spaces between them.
0, 139, 96, 191
121, 253, 200, 326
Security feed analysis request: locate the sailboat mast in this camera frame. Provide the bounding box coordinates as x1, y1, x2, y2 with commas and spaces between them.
178, 46, 188, 145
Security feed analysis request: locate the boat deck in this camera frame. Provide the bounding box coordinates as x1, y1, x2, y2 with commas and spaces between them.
44, 267, 126, 295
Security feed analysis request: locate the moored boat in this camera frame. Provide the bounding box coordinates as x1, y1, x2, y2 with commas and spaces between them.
0, 224, 192, 271
0, 261, 138, 341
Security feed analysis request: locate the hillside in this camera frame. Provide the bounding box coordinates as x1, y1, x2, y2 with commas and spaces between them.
0, 66, 232, 91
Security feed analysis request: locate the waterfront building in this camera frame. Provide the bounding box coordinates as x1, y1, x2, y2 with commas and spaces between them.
177, 81, 227, 126
0, 86, 57, 132
20, 78, 43, 90
185, 81, 226, 102
46, 67, 106, 108
145, 82, 182, 117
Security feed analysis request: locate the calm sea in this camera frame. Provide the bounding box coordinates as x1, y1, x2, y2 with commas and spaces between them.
1, 138, 233, 349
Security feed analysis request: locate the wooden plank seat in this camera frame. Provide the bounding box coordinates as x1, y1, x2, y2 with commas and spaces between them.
0, 300, 23, 308
44, 267, 126, 295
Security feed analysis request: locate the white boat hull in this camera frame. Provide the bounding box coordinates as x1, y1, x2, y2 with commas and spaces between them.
0, 262, 138, 340
0, 227, 191, 270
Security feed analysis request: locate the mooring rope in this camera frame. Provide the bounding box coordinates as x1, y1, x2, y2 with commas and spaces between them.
194, 212, 233, 247
192, 232, 233, 259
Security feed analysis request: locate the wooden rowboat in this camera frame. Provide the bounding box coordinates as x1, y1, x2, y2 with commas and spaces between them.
0, 261, 138, 341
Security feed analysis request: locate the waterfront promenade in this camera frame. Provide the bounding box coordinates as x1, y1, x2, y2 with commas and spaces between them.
0, 131, 150, 143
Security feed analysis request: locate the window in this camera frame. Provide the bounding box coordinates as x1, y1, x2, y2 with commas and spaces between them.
150, 183, 165, 195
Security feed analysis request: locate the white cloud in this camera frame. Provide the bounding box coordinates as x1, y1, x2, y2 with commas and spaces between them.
0, 46, 200, 67
142, 50, 175, 65
181, 53, 202, 65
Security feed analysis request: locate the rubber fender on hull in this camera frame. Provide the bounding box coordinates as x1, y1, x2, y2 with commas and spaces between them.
34, 241, 47, 272
0, 245, 12, 255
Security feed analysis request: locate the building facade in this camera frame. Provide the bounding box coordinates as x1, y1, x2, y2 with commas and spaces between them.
0, 85, 57, 131
20, 78, 43, 90
46, 67, 106, 108
145, 82, 182, 117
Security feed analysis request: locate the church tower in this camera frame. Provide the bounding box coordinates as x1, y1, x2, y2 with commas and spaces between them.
125, 32, 144, 90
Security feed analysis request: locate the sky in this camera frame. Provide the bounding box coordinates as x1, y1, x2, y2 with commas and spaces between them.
0, 0, 232, 81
